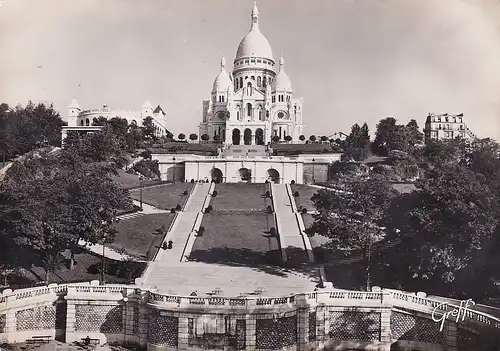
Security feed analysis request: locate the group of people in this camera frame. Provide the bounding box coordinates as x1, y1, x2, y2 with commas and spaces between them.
161, 240, 173, 250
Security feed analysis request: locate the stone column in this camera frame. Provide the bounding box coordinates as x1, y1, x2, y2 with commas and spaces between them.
137, 303, 149, 347
5, 307, 16, 344
64, 298, 77, 343
445, 322, 457, 351
178, 316, 189, 349
123, 299, 135, 344
297, 308, 309, 351
251, 134, 256, 145
316, 306, 327, 350
379, 308, 392, 345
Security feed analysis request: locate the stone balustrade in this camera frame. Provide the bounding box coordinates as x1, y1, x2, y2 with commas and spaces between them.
1, 282, 499, 350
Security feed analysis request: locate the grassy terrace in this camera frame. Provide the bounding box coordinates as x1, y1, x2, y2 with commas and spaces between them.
190, 213, 280, 266
210, 183, 271, 212
112, 169, 165, 189
151, 142, 220, 156
291, 184, 318, 212
130, 183, 194, 210
111, 213, 176, 260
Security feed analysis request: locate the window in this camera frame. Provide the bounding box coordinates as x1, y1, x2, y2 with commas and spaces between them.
272, 95, 276, 103
239, 77, 243, 88
251, 59, 255, 63
85, 118, 90, 126
237, 111, 240, 120
235, 79, 238, 90
257, 60, 261, 63
247, 103, 252, 117
431, 131, 438, 139
438, 124, 442, 130
278, 112, 284, 119
259, 110, 263, 120
263, 77, 267, 87
444, 131, 453, 138
245, 60, 249, 64
446, 124, 450, 130
460, 124, 464, 130
247, 82, 252, 95
257, 76, 261, 87
251, 76, 255, 80
80, 120, 84, 126
222, 96, 225, 103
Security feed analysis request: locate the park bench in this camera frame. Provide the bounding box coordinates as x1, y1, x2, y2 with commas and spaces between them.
26, 335, 51, 344
81, 336, 100, 346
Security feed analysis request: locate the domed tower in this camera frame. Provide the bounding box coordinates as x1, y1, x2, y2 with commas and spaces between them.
233, 1, 276, 94
67, 98, 81, 127
212, 56, 233, 103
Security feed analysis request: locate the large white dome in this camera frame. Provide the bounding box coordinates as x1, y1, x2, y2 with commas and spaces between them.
235, 28, 273, 61
272, 55, 292, 92
235, 2, 273, 61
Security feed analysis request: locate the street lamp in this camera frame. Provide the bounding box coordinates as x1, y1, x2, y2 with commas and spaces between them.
139, 176, 144, 210
312, 158, 316, 184
173, 157, 176, 184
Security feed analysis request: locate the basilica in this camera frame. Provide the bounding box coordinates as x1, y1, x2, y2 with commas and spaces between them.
199, 2, 304, 146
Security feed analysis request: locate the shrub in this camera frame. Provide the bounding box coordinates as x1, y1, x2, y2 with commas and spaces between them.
294, 191, 299, 197
266, 205, 273, 214
132, 159, 161, 180
299, 135, 306, 141
170, 208, 176, 213
265, 180, 269, 183
265, 191, 271, 198
205, 205, 213, 213
176, 204, 182, 210
201, 134, 209, 141
183, 190, 188, 195
269, 227, 276, 237
212, 190, 218, 197
301, 208, 308, 214
191, 179, 195, 183
197, 226, 205, 236
140, 149, 152, 159
291, 180, 295, 184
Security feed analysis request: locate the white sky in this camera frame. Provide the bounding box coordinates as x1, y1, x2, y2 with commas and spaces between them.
1, 0, 500, 140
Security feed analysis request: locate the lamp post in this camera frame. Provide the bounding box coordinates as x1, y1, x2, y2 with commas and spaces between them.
139, 176, 144, 210
101, 241, 106, 284
312, 158, 316, 184
173, 157, 176, 184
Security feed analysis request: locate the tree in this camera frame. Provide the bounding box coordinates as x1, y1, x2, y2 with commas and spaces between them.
309, 135, 317, 142
271, 135, 281, 143
284, 135, 293, 143
0, 102, 65, 158
142, 116, 157, 142
201, 134, 210, 142
382, 164, 499, 295
372, 117, 424, 156
213, 135, 221, 142
178, 133, 186, 141
189, 133, 198, 142
320, 136, 328, 142
341, 123, 371, 162
299, 135, 306, 142
309, 173, 396, 290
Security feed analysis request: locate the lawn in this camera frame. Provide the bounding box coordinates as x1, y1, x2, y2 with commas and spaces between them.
112, 169, 166, 189
291, 184, 318, 212
111, 213, 176, 260
190, 213, 280, 265
130, 183, 194, 210
271, 143, 337, 155
4, 250, 147, 290
211, 183, 271, 212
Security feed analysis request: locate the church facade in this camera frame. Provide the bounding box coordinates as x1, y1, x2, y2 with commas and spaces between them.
199, 2, 304, 146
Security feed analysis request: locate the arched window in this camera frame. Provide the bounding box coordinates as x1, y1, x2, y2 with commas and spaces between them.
239, 77, 243, 88
259, 109, 263, 121
257, 76, 262, 87
80, 120, 84, 126
235, 79, 238, 90
247, 103, 252, 117
247, 82, 252, 95
263, 77, 267, 87
85, 118, 90, 126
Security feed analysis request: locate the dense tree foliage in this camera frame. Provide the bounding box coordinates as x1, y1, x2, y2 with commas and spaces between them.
341, 123, 371, 162
0, 149, 132, 280
309, 173, 396, 290
372, 117, 423, 156
0, 102, 65, 160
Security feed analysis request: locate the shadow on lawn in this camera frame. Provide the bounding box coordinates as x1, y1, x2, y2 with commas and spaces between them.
188, 247, 315, 279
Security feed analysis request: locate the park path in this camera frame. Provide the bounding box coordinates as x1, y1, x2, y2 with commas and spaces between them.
272, 184, 309, 265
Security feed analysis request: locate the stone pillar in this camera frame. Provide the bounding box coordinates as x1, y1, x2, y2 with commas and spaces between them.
64, 298, 77, 343
380, 308, 392, 345
5, 307, 16, 344
316, 306, 327, 350
123, 299, 135, 344
61, 128, 67, 147
251, 134, 256, 145
178, 316, 189, 349
445, 322, 457, 351
297, 308, 309, 351
245, 315, 256, 350
137, 303, 149, 347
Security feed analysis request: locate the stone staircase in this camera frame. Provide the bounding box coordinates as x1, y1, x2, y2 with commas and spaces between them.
271, 184, 309, 265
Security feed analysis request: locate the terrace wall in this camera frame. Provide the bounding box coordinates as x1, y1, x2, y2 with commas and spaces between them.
1, 282, 499, 350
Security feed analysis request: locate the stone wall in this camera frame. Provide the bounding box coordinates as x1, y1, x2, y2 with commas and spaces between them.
1, 282, 499, 350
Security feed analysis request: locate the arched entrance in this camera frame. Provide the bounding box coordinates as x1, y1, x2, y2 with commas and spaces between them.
211, 168, 223, 183
244, 128, 252, 145
255, 128, 264, 145
267, 169, 280, 183
237, 168, 252, 183
232, 129, 241, 145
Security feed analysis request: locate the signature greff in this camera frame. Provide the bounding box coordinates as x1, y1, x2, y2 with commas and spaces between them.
431, 298, 475, 332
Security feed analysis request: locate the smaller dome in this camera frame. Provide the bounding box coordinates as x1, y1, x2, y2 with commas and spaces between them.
272, 55, 292, 92
212, 56, 233, 92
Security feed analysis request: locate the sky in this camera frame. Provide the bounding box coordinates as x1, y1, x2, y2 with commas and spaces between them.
1, 0, 500, 140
